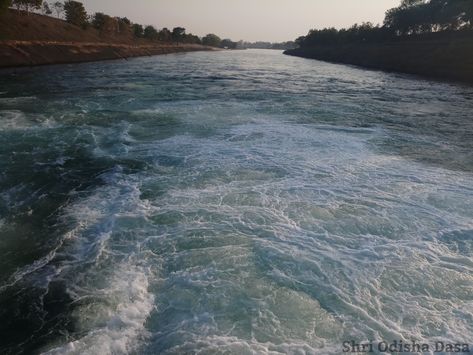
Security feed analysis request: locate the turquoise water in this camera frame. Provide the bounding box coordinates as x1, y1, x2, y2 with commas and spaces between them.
0, 49, 472, 354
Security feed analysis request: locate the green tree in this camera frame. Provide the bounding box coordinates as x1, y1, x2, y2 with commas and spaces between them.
117, 17, 131, 34
96, 13, 119, 33
172, 27, 186, 43
158, 27, 172, 42
119, 17, 130, 26
143, 25, 158, 40
202, 33, 221, 47
183, 33, 201, 44
132, 23, 143, 37
384, 0, 472, 34
91, 12, 111, 31
64, 0, 87, 28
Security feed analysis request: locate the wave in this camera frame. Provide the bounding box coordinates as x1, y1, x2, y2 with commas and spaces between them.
35, 172, 156, 355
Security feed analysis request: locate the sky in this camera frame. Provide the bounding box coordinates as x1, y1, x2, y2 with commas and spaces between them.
80, 0, 401, 42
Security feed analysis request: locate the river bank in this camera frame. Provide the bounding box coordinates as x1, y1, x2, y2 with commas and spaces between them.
0, 9, 215, 68
284, 33, 473, 84
0, 40, 215, 68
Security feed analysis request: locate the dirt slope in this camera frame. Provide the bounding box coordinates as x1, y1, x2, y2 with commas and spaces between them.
0, 9, 215, 67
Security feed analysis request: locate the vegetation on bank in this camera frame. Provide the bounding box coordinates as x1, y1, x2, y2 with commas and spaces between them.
0, 0, 239, 47
0, 1, 297, 50
295, 0, 472, 48
0, 9, 216, 67
200, 35, 296, 50
286, 0, 473, 83
242, 41, 296, 50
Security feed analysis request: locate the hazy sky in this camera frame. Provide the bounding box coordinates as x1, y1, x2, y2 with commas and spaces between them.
81, 0, 401, 42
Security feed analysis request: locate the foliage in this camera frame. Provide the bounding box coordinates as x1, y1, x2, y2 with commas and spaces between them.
91, 12, 106, 30
184, 33, 201, 44
6, 0, 228, 47
171, 27, 185, 42
202, 33, 221, 47
220, 39, 237, 49
384, 0, 473, 34
91, 12, 116, 32
143, 25, 158, 40
132, 24, 200, 44
240, 41, 296, 50
297, 22, 392, 48
119, 17, 130, 25
296, 0, 473, 48
158, 27, 171, 42
117, 17, 131, 34
64, 0, 87, 28
132, 23, 143, 38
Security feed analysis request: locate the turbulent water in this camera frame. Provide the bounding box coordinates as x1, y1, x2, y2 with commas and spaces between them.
0, 49, 472, 354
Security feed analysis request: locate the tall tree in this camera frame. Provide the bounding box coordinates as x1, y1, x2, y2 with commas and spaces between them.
117, 17, 131, 34
143, 25, 158, 40
64, 0, 87, 28
91, 12, 112, 31
172, 27, 186, 43
158, 27, 172, 42
132, 23, 143, 38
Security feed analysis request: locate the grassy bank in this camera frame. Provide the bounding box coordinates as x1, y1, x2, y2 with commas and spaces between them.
0, 9, 215, 68
284, 32, 473, 84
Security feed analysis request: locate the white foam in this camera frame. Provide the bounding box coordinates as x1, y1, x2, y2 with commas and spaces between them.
0, 110, 32, 130
38, 172, 156, 355
168, 336, 317, 354
43, 265, 154, 355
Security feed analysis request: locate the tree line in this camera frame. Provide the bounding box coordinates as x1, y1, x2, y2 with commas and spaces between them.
242, 41, 296, 50
0, 0, 239, 47
296, 0, 473, 48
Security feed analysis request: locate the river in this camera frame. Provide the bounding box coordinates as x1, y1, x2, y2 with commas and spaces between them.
0, 49, 472, 354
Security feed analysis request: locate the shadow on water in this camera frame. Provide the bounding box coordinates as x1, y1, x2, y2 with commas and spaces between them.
0, 129, 146, 354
